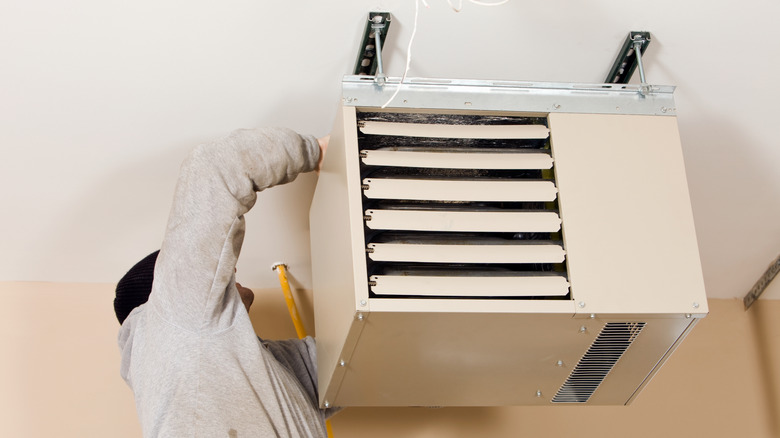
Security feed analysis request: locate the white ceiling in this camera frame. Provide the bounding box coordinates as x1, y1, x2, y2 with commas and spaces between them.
1, 0, 777, 300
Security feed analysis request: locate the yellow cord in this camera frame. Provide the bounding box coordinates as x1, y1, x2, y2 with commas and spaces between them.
274, 264, 334, 437
275, 264, 307, 339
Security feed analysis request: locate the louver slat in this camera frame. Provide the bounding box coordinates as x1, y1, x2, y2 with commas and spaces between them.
367, 242, 565, 264
360, 149, 553, 169
364, 209, 562, 233
359, 121, 550, 139
362, 179, 558, 202
370, 274, 570, 297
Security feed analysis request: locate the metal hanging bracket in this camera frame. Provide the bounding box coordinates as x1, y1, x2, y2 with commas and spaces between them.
744, 254, 780, 310
353, 12, 392, 85
605, 31, 652, 95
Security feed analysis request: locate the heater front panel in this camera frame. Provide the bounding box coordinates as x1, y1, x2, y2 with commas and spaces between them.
549, 113, 707, 315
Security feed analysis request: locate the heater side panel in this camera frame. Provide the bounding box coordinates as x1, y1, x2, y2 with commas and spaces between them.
310, 105, 369, 405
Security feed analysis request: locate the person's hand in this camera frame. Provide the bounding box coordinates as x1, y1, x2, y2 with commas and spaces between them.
316, 135, 330, 173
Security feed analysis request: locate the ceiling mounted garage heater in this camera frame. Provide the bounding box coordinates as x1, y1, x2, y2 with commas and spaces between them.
309, 76, 707, 407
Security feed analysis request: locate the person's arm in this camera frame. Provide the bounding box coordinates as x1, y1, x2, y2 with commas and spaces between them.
148, 128, 321, 332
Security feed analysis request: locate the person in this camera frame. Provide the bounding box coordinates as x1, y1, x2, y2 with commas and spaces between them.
114, 127, 334, 437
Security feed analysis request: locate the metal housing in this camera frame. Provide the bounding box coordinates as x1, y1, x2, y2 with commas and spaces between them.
309, 77, 707, 407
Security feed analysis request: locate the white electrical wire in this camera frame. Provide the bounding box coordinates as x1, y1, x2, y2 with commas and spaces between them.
381, 0, 421, 108
448, 0, 509, 12
380, 0, 510, 108
469, 0, 509, 6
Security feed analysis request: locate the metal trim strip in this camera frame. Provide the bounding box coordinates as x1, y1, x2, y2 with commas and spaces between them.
343, 76, 677, 116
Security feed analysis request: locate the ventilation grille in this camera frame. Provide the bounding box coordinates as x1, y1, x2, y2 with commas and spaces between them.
357, 111, 569, 299
552, 322, 646, 403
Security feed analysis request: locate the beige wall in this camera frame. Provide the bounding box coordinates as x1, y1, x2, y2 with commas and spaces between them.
2, 281, 778, 437
0, 282, 141, 437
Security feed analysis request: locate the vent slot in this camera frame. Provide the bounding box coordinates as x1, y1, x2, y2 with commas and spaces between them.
357, 111, 569, 300
552, 322, 646, 403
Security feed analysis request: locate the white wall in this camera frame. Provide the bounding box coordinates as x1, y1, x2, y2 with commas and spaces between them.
1, 0, 778, 298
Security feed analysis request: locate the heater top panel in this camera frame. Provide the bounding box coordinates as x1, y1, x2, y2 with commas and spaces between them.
342, 76, 677, 116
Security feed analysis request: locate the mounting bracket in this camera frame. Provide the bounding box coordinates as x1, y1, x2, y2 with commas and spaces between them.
605, 31, 652, 94
353, 12, 392, 85
744, 254, 780, 310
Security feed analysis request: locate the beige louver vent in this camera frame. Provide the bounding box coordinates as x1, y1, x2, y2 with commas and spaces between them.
358, 112, 569, 299
553, 322, 646, 403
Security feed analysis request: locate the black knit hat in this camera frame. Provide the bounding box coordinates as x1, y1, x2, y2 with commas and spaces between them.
114, 250, 160, 324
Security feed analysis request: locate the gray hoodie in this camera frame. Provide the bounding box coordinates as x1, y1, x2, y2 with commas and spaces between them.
118, 128, 328, 437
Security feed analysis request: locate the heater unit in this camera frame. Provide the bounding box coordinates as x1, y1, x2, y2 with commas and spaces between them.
309, 77, 707, 407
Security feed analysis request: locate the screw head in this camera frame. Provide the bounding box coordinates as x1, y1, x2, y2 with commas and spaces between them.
693, 302, 700, 309
339, 359, 346, 367
556, 360, 564, 367
324, 401, 331, 408
360, 300, 367, 306
685, 313, 692, 319
357, 313, 364, 321
536, 390, 542, 397
578, 301, 586, 308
